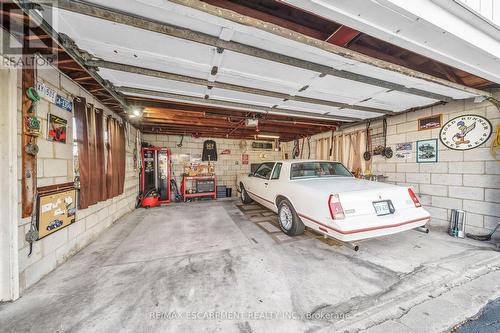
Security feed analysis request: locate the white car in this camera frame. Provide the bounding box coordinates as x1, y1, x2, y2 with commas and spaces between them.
239, 160, 431, 242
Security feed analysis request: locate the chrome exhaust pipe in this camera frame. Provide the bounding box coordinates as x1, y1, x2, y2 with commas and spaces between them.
415, 226, 430, 234
323, 234, 359, 251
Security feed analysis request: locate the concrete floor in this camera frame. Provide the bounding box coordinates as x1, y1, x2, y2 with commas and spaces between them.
1, 200, 499, 333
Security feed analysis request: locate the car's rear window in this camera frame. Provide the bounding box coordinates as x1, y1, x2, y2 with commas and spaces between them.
290, 162, 352, 179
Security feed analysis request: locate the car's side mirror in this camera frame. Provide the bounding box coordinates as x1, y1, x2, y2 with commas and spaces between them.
248, 173, 253, 177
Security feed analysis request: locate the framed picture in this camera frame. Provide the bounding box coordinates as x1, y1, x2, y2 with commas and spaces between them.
416, 139, 438, 163
418, 114, 442, 131
47, 114, 67, 143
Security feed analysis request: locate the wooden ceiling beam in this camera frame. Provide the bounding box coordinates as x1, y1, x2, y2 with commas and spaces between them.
139, 125, 302, 140
136, 100, 341, 127
140, 118, 321, 135
143, 110, 335, 130
325, 25, 360, 47
200, 0, 330, 40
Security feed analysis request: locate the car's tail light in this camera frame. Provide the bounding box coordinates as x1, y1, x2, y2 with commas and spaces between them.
408, 188, 421, 207
328, 194, 345, 220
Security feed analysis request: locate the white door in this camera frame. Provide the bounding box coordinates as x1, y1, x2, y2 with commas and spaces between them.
248, 162, 275, 209
261, 162, 283, 211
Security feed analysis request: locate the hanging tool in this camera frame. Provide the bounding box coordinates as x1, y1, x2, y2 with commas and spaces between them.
382, 118, 393, 158
25, 191, 39, 256
300, 137, 305, 159
491, 124, 499, 159
25, 137, 39, 156
363, 121, 371, 161
307, 136, 311, 159
329, 129, 334, 160
292, 139, 300, 159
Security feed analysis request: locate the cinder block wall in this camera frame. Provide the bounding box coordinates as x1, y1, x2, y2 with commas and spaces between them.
286, 96, 500, 236
16, 67, 139, 291
142, 134, 283, 194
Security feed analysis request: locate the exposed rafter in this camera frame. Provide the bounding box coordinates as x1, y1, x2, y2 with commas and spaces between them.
13, 1, 129, 113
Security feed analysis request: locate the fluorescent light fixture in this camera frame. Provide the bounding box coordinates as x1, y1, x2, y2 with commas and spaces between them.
133, 109, 141, 116
128, 114, 137, 118
257, 134, 280, 139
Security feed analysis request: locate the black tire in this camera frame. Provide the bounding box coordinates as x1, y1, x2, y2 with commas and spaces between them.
278, 199, 305, 236
240, 185, 253, 204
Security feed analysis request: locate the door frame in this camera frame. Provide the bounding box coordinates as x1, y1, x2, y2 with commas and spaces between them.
0, 63, 20, 301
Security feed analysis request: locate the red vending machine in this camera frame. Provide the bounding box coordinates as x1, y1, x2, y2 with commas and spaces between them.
140, 148, 171, 207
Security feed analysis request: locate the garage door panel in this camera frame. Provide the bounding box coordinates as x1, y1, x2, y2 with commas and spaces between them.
99, 69, 207, 97
278, 100, 382, 119
209, 88, 283, 107
58, 9, 216, 68
356, 90, 438, 111
220, 51, 320, 86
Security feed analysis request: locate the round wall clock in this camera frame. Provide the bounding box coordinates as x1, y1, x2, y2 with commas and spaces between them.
439, 114, 492, 151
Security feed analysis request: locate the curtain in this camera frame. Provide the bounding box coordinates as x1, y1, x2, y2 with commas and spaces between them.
329, 130, 371, 175
74, 98, 106, 209
74, 96, 125, 209
74, 97, 91, 209
106, 116, 126, 199
316, 138, 330, 160
95, 108, 107, 202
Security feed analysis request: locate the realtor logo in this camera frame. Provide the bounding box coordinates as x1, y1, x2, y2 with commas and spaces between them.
0, 1, 57, 68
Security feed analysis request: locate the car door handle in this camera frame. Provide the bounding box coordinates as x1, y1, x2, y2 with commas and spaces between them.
264, 182, 268, 185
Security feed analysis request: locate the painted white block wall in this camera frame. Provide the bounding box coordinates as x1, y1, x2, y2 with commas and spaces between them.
16, 66, 139, 292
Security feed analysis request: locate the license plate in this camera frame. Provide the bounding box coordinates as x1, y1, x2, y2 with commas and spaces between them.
373, 200, 394, 216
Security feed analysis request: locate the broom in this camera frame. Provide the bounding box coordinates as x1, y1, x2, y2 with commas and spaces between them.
466, 223, 500, 241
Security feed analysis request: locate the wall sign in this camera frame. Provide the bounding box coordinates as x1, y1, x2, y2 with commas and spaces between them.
47, 114, 67, 143
36, 81, 73, 112
242, 154, 249, 165
439, 115, 492, 151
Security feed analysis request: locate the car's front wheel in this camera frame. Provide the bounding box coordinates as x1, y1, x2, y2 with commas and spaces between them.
240, 185, 253, 204
278, 199, 305, 236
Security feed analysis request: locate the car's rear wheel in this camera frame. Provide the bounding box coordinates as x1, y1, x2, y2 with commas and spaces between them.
240, 185, 253, 204
278, 199, 305, 236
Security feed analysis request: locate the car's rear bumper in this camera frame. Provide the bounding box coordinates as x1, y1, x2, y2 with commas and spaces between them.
298, 208, 431, 242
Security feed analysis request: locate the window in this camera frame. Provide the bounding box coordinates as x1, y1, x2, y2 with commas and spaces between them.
254, 162, 275, 179
290, 162, 352, 179
271, 163, 282, 180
